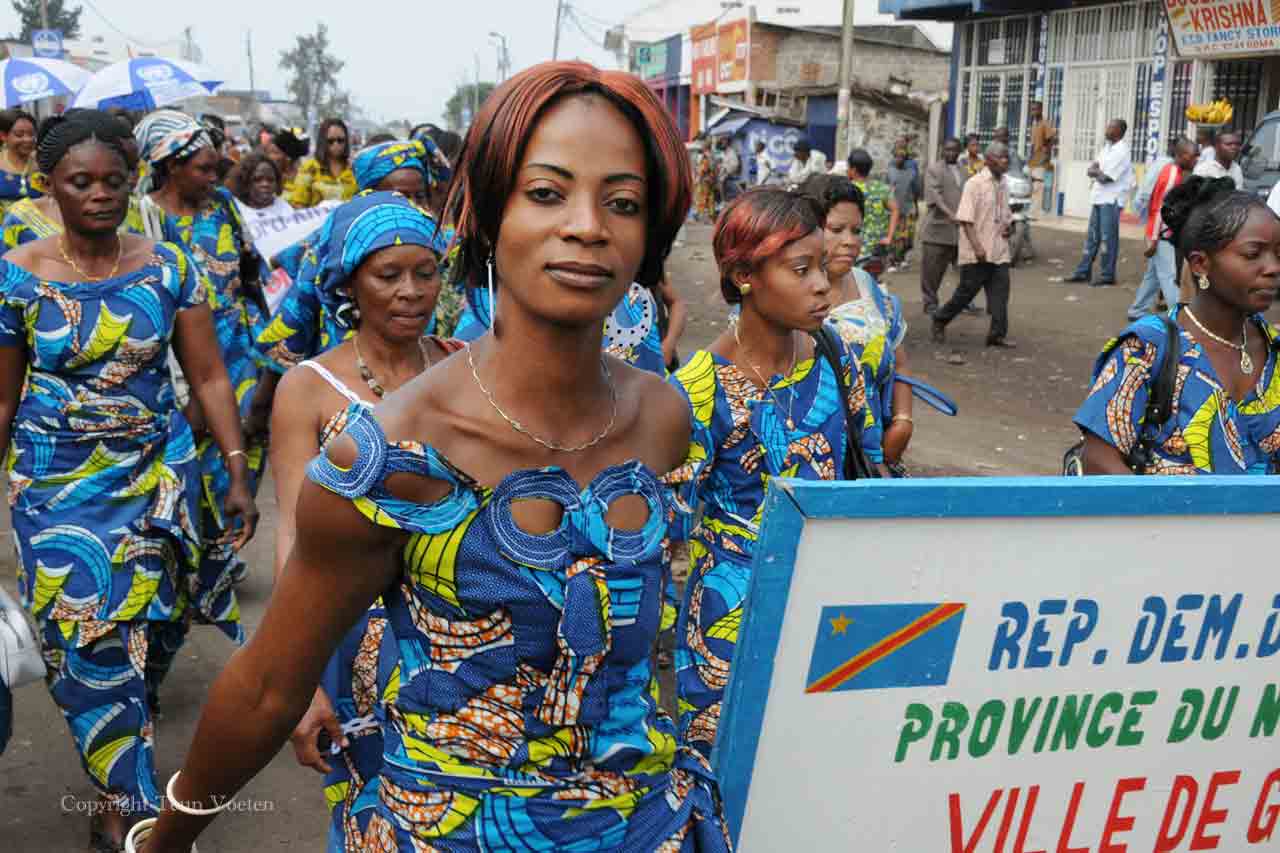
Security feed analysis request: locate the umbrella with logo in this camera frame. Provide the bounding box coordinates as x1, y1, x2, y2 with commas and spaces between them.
0, 57, 90, 107
71, 57, 223, 112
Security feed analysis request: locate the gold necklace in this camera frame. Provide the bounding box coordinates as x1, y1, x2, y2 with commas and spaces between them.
59, 236, 123, 282
352, 333, 431, 398
734, 321, 799, 430
1184, 307, 1254, 375
465, 343, 618, 453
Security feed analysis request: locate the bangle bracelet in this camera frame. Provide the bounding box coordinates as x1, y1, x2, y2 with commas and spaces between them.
166, 770, 234, 817
124, 817, 156, 853
892, 414, 914, 425
225, 449, 248, 462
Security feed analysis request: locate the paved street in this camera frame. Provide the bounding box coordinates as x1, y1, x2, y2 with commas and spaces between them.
2, 214, 1175, 850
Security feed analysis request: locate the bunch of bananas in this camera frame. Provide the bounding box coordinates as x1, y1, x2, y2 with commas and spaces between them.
1186, 100, 1234, 125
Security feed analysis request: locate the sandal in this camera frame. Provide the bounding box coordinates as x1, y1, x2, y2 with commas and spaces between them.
89, 814, 125, 853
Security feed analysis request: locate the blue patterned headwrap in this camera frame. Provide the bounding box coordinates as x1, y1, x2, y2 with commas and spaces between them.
295, 191, 448, 330
410, 128, 453, 189
353, 140, 428, 192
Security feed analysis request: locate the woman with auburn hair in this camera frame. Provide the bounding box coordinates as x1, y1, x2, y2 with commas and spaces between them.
130, 61, 730, 853
668, 187, 877, 760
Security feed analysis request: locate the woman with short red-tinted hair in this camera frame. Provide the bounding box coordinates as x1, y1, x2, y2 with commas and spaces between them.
668, 188, 877, 761
132, 61, 731, 853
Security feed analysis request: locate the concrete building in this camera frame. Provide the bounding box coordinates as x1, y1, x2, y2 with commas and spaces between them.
881, 0, 1280, 217
629, 3, 951, 172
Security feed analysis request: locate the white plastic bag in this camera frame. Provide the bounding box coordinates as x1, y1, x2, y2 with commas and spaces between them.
0, 586, 45, 688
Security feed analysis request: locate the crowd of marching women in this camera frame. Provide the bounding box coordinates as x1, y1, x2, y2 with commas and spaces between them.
0, 58, 1278, 853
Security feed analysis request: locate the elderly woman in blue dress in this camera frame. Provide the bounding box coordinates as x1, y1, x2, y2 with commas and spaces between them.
1074, 176, 1280, 474
0, 110, 256, 850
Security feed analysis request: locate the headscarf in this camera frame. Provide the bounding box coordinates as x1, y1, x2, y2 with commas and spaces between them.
353, 140, 428, 192
133, 110, 213, 193
409, 127, 453, 189
295, 190, 448, 331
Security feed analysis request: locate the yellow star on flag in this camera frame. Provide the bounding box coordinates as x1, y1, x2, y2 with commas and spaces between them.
829, 612, 852, 637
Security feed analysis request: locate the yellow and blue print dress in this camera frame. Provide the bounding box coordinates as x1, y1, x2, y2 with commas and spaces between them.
1074, 310, 1280, 474
0, 245, 238, 814
828, 268, 907, 465
158, 187, 267, 583
2, 195, 147, 249
307, 406, 731, 851
666, 339, 874, 760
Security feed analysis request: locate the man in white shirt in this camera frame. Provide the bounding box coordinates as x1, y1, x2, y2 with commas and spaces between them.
1193, 129, 1244, 188
1064, 119, 1134, 287
754, 140, 773, 185
786, 137, 828, 187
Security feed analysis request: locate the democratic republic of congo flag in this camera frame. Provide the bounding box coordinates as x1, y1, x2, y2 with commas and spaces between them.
805, 602, 966, 694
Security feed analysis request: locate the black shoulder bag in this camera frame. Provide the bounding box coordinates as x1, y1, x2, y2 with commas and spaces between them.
1062, 315, 1180, 475
811, 326, 880, 481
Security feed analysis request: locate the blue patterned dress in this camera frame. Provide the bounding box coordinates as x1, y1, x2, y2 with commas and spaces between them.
0, 166, 41, 217
157, 187, 267, 589
0, 244, 235, 815
1074, 311, 1280, 474
306, 406, 731, 851
666, 340, 874, 760
828, 269, 907, 465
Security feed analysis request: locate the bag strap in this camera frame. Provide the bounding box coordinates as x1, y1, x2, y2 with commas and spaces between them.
1125, 314, 1180, 472
811, 326, 878, 480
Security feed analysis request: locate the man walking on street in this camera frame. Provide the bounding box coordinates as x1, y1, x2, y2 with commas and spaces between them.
753, 140, 773, 185
1193, 129, 1243, 188
718, 136, 742, 202
787, 137, 828, 187
1027, 101, 1056, 209
1127, 138, 1197, 320
931, 142, 1015, 349
1064, 118, 1133, 288
920, 137, 966, 316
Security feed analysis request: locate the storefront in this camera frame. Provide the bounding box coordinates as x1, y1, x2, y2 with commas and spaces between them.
889, 0, 1280, 217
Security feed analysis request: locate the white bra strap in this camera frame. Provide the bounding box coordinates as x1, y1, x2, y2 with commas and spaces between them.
299, 360, 362, 404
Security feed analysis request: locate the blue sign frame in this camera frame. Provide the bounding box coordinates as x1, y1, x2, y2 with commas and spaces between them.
712, 475, 1280, 845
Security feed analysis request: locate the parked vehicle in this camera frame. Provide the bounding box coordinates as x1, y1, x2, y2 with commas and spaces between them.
1005, 168, 1035, 268
1241, 110, 1280, 201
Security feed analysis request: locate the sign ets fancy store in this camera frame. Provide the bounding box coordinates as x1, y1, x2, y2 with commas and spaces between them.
1165, 0, 1280, 57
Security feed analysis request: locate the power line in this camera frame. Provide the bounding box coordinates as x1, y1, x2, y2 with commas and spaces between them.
79, 0, 170, 49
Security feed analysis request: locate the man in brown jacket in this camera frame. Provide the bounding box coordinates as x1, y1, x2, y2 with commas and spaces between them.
919, 137, 967, 315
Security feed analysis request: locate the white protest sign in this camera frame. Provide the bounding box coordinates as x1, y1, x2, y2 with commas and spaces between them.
717, 477, 1280, 853
241, 199, 339, 263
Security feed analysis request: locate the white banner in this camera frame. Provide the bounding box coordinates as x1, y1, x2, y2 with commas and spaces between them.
241, 200, 340, 266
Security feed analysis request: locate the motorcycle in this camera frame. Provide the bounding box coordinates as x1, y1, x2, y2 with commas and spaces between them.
1005, 169, 1035, 268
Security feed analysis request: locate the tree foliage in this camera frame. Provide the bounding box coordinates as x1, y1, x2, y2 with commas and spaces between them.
279, 23, 350, 127
11, 0, 82, 42
445, 82, 496, 132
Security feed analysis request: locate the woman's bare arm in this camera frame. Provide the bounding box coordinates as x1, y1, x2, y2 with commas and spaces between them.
141, 467, 401, 852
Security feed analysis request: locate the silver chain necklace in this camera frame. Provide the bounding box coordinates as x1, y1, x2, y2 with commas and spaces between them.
465, 343, 618, 453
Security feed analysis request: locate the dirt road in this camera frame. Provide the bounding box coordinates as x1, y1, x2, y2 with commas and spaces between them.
0, 217, 1160, 850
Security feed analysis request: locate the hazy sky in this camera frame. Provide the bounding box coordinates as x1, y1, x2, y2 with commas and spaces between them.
1, 1, 949, 126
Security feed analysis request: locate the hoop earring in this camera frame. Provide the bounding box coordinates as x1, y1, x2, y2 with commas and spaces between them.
487, 256, 496, 329
1198, 273, 1211, 291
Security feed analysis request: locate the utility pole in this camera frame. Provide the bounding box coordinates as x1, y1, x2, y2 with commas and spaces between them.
39, 0, 49, 29
183, 26, 194, 62
246, 30, 256, 94
472, 52, 481, 124
552, 0, 564, 60
835, 0, 855, 164
490, 32, 510, 82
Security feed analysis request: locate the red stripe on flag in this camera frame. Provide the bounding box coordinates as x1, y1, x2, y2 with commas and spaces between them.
805, 602, 965, 694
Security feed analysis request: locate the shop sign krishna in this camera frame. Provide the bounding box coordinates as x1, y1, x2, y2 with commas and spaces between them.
715, 476, 1280, 851
1165, 0, 1280, 57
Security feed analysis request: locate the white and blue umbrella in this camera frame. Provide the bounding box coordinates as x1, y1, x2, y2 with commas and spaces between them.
72, 57, 223, 112
0, 57, 90, 107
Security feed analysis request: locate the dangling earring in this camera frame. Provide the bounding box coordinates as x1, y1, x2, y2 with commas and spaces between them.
1198, 273, 1211, 291
487, 256, 496, 329
740, 283, 752, 296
